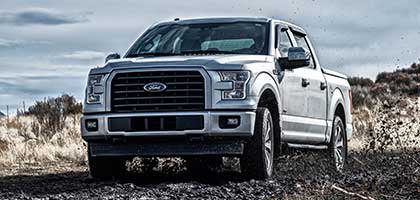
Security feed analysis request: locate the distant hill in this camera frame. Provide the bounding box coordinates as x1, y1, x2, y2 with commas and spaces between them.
0, 111, 5, 118
349, 62, 420, 109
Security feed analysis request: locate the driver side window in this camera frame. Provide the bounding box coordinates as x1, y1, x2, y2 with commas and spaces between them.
276, 26, 292, 58
293, 34, 315, 69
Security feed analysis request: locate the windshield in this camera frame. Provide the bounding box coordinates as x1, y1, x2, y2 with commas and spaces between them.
126, 22, 269, 58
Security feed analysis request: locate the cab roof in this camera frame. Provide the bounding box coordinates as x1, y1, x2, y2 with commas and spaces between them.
156, 17, 306, 35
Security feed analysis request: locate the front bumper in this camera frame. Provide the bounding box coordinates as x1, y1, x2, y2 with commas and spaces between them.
81, 110, 255, 138
81, 111, 255, 156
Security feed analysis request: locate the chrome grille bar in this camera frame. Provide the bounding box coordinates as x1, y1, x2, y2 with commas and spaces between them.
111, 71, 205, 112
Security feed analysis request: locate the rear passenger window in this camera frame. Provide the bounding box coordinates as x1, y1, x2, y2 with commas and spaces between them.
293, 34, 315, 69
276, 27, 292, 57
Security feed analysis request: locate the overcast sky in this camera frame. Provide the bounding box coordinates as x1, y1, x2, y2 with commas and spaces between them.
0, 0, 419, 113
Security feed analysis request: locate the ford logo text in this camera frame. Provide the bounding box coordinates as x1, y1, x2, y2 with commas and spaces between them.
143, 82, 167, 92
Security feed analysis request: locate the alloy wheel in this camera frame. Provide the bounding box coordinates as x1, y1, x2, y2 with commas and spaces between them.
333, 123, 345, 172
264, 119, 273, 175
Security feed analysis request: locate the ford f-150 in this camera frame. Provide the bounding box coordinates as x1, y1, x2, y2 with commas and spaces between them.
81, 17, 353, 179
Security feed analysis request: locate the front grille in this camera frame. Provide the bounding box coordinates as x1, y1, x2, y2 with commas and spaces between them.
111, 71, 205, 112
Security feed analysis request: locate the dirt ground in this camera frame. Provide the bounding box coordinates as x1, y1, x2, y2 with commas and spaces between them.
1, 148, 419, 200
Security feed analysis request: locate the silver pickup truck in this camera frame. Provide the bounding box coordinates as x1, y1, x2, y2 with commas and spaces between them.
81, 17, 353, 179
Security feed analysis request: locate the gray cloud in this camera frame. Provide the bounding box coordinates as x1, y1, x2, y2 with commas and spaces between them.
58, 50, 106, 60
0, 75, 86, 107
0, 38, 50, 48
0, 8, 91, 26
0, 81, 45, 95
47, 50, 107, 66
0, 38, 21, 47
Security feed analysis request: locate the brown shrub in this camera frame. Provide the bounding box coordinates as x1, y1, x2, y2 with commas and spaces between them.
348, 77, 374, 87
350, 86, 373, 109
348, 77, 376, 109
3, 118, 33, 141
28, 94, 82, 140
0, 139, 9, 152
374, 63, 420, 95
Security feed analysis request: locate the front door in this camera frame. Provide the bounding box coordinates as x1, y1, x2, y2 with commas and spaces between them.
275, 26, 309, 136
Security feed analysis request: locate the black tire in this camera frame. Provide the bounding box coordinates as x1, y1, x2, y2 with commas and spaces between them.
274, 133, 288, 156
241, 107, 274, 179
185, 156, 223, 175
328, 115, 348, 172
273, 118, 285, 157
88, 144, 127, 180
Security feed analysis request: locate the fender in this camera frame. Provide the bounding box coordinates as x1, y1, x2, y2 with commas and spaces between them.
249, 72, 282, 121
326, 87, 345, 142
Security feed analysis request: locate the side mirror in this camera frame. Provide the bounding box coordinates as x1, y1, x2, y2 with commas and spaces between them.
105, 53, 121, 63
278, 47, 310, 70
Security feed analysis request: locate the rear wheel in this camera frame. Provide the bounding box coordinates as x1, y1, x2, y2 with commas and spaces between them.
328, 115, 348, 172
241, 107, 274, 179
88, 144, 127, 180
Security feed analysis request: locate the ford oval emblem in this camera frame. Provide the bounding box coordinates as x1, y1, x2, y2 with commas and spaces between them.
143, 82, 167, 92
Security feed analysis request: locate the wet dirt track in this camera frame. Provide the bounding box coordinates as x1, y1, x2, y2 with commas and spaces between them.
1, 149, 419, 200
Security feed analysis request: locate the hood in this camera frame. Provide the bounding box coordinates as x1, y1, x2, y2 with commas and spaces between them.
90, 55, 273, 74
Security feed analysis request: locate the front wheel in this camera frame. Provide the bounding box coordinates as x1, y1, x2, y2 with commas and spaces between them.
328, 115, 348, 172
240, 107, 274, 179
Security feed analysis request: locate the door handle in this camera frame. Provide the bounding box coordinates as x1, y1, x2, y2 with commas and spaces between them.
320, 82, 327, 90
301, 78, 310, 87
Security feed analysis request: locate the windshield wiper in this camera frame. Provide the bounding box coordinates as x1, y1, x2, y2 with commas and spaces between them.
126, 52, 181, 58
180, 50, 240, 55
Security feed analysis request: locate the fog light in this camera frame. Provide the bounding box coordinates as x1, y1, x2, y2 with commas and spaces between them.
85, 119, 98, 132
219, 116, 240, 129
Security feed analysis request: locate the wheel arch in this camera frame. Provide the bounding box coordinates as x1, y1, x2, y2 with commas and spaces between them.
327, 87, 347, 143
256, 87, 282, 155
334, 103, 346, 126
328, 88, 346, 122
250, 72, 282, 114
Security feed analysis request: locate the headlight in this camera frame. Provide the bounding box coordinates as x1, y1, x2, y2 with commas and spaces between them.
86, 74, 105, 104
218, 71, 250, 99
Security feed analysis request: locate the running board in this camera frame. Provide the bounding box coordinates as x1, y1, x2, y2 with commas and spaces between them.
287, 143, 328, 150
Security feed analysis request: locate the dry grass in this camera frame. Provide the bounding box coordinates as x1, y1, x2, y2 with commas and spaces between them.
0, 115, 86, 167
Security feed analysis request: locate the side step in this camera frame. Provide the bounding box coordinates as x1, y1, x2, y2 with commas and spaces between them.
287, 143, 328, 150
